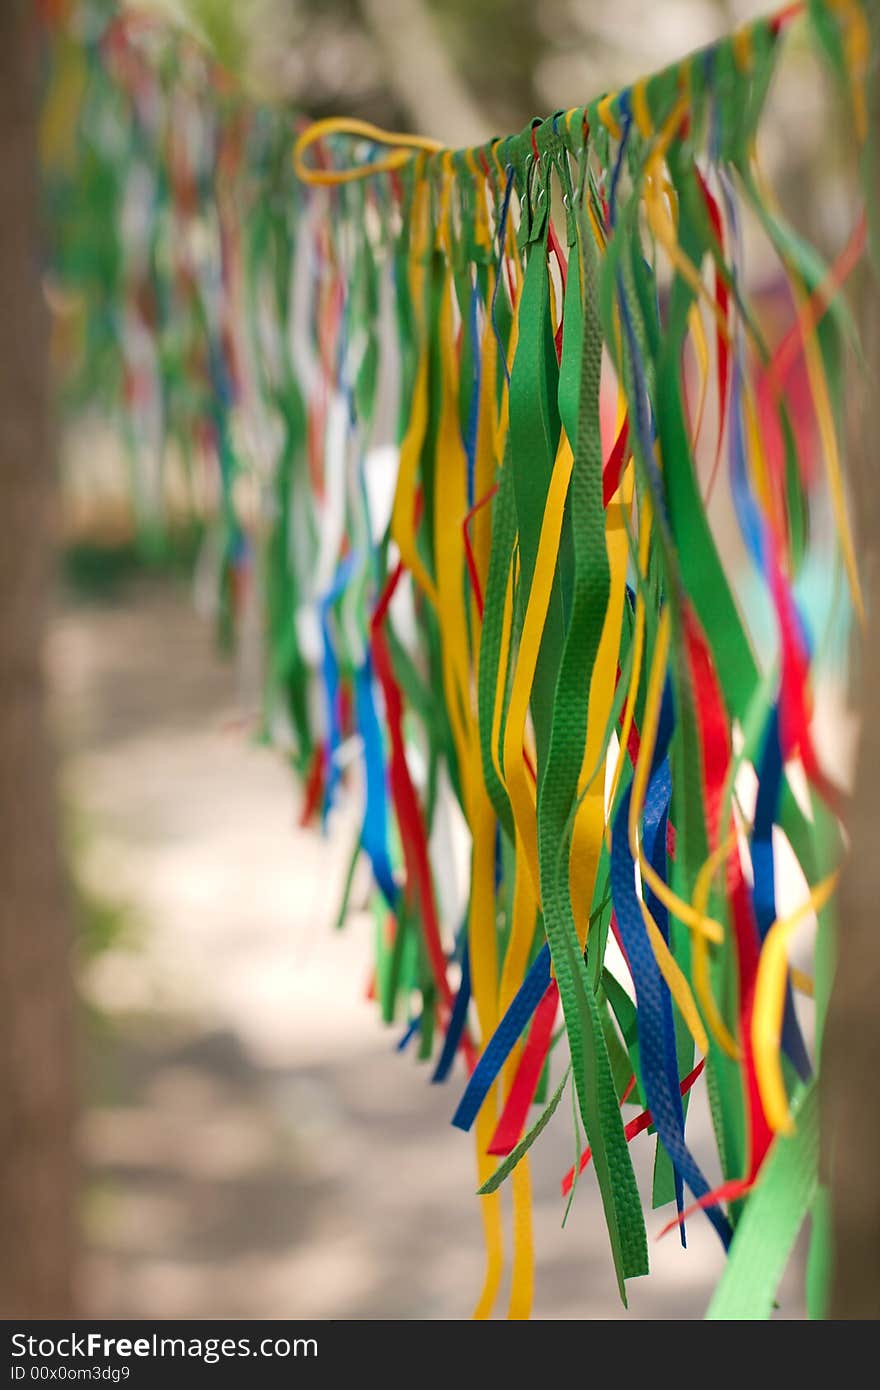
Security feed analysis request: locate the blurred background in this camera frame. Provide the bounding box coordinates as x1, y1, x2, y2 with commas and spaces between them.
3, 0, 862, 1320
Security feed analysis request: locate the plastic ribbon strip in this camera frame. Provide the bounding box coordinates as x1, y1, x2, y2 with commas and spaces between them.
43, 0, 876, 1320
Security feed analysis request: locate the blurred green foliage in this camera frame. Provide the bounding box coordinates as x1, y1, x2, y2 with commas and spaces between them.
62, 523, 204, 601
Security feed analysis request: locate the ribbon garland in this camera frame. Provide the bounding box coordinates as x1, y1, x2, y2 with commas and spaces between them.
43, 0, 876, 1319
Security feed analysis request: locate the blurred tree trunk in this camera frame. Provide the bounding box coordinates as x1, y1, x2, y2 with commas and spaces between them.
826, 42, 880, 1318
0, 1, 74, 1316
827, 314, 880, 1318
828, 330, 878, 1317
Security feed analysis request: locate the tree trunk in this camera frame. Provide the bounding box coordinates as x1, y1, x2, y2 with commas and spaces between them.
827, 306, 880, 1318
0, 1, 75, 1317
826, 19, 880, 1317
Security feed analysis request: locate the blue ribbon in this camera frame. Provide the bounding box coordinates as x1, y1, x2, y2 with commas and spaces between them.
354, 653, 398, 910
751, 706, 812, 1081
610, 678, 732, 1248
433, 944, 472, 1083
396, 1016, 421, 1052
641, 764, 687, 1243
451, 944, 551, 1131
